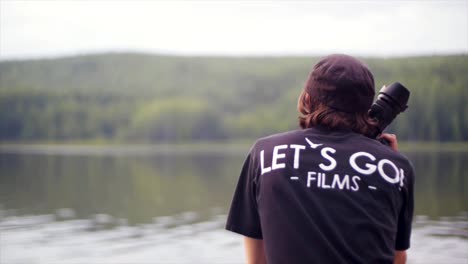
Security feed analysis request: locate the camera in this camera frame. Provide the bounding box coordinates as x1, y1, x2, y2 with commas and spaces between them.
368, 82, 410, 138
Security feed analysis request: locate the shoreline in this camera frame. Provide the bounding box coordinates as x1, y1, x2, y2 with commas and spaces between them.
0, 141, 467, 156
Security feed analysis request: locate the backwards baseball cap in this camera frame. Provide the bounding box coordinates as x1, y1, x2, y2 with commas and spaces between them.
305, 54, 375, 113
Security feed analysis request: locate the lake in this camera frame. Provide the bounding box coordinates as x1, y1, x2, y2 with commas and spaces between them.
0, 144, 466, 263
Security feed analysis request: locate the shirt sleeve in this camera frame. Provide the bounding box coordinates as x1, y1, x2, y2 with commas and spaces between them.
395, 164, 415, 250
225, 147, 263, 239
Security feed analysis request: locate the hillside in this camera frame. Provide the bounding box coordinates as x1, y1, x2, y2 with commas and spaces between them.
0, 53, 467, 142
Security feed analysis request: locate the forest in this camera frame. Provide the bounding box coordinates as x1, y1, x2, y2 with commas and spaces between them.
0, 53, 466, 142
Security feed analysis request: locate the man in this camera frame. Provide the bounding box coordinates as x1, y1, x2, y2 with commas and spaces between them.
226, 54, 414, 264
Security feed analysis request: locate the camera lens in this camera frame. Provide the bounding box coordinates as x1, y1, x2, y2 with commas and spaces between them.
368, 82, 410, 137
379, 82, 410, 112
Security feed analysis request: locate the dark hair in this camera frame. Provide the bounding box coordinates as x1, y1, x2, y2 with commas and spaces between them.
297, 90, 377, 137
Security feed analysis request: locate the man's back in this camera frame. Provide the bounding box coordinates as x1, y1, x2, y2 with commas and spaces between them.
226, 126, 414, 264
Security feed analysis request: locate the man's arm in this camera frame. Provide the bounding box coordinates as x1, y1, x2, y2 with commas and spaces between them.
244, 236, 267, 264
394, 250, 407, 264
382, 134, 411, 264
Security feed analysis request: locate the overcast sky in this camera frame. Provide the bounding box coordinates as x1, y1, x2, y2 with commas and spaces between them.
0, 0, 467, 60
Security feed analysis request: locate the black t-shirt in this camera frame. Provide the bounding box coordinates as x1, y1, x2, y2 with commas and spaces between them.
226, 127, 414, 264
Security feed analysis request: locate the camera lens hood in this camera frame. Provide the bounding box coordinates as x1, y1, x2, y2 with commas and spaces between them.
379, 82, 410, 112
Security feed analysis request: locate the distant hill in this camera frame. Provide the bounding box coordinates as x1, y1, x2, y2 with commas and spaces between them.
0, 53, 467, 142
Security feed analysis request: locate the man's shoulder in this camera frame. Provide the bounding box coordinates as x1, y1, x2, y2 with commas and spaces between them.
254, 129, 305, 147
352, 135, 415, 173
